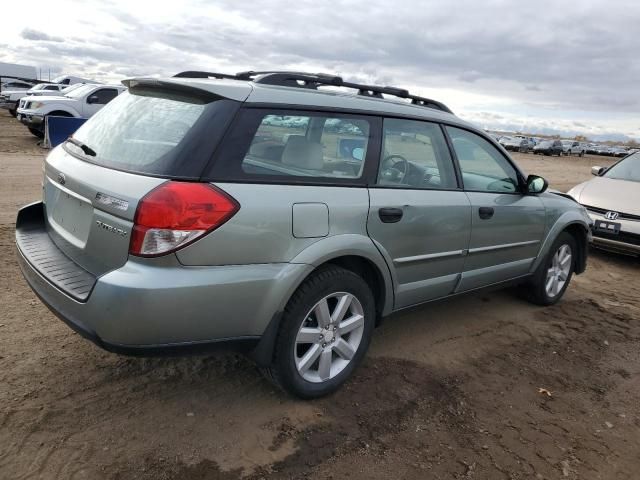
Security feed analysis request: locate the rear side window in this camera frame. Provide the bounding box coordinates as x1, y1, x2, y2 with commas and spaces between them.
66, 88, 239, 179
211, 109, 377, 182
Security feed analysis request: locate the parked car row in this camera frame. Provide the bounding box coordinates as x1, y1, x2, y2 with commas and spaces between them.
490, 132, 635, 158
2, 74, 125, 138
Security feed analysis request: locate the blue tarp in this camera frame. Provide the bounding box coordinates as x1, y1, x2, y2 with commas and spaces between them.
45, 116, 87, 148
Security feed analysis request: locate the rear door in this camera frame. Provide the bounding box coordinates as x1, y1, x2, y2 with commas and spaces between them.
445, 126, 546, 291
367, 119, 471, 309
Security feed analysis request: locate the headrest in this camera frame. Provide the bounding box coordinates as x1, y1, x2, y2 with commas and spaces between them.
281, 135, 324, 170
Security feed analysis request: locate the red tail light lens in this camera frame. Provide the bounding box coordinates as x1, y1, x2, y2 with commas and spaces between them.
129, 182, 239, 257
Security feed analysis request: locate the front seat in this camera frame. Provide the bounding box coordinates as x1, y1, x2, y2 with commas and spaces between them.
281, 135, 324, 170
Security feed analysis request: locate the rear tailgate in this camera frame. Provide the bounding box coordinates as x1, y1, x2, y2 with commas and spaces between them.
28, 79, 248, 279
43, 146, 165, 276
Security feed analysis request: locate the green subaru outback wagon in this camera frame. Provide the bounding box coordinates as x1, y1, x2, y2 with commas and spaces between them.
16, 70, 592, 398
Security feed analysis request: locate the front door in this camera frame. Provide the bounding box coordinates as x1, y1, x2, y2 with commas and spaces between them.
367, 118, 472, 309
445, 126, 546, 292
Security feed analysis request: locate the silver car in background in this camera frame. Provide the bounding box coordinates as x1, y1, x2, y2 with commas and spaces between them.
16, 70, 591, 398
568, 153, 640, 256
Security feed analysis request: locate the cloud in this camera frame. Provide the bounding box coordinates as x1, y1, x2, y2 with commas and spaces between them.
20, 29, 64, 43
2, 0, 639, 139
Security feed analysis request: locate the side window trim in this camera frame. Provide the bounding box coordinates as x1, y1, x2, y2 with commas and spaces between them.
443, 124, 526, 193
440, 124, 464, 190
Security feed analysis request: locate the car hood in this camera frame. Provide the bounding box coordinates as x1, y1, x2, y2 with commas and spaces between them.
572, 176, 640, 214
28, 96, 75, 103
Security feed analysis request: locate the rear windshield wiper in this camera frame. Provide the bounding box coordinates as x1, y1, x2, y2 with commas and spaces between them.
67, 137, 97, 157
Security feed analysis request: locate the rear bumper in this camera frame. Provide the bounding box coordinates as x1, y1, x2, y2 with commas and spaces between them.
16, 202, 312, 355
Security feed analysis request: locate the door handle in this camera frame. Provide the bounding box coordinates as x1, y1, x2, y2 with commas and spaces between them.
379, 207, 403, 223
478, 207, 494, 219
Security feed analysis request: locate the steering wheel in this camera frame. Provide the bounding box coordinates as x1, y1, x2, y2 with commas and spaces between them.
380, 155, 409, 183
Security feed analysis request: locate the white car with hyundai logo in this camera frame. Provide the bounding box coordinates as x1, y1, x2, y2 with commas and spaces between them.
568, 152, 640, 256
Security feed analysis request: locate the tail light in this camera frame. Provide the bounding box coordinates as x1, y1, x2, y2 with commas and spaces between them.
129, 182, 239, 257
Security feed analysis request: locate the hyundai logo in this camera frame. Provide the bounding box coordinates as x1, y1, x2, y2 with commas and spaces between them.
604, 211, 619, 221
56, 173, 66, 186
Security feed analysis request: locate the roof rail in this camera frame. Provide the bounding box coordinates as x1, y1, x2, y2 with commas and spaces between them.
172, 70, 453, 114
173, 71, 251, 80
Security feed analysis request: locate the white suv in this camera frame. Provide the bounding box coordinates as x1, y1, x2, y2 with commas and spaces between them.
17, 84, 125, 137
565, 141, 587, 157
0, 83, 66, 116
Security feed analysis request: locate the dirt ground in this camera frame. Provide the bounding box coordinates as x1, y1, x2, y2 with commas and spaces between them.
0, 110, 638, 480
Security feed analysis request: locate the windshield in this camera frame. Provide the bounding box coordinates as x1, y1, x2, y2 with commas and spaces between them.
604, 153, 640, 182
538, 141, 552, 147
64, 84, 96, 99
67, 88, 237, 178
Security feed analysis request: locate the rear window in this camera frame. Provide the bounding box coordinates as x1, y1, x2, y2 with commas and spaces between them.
66, 88, 239, 179
208, 108, 378, 184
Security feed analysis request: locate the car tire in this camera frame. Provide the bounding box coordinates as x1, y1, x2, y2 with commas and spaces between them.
526, 232, 576, 306
28, 127, 44, 139
265, 265, 375, 399
9, 102, 18, 117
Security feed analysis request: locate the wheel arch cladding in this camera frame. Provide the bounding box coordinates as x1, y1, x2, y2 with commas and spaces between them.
48, 109, 78, 118
531, 207, 591, 275
249, 249, 393, 368
564, 223, 589, 274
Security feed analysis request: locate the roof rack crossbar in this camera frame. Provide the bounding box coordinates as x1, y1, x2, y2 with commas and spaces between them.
172, 70, 453, 114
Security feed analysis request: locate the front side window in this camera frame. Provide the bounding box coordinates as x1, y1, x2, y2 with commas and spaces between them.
447, 127, 520, 193
377, 118, 457, 189
236, 110, 372, 179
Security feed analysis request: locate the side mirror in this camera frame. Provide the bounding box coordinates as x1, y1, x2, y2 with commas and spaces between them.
351, 147, 364, 161
87, 95, 99, 104
526, 175, 548, 194
591, 166, 604, 176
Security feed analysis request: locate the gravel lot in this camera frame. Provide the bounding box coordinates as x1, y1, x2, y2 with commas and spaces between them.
0, 110, 638, 480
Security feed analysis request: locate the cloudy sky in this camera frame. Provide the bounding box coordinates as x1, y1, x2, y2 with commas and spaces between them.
2, 0, 639, 141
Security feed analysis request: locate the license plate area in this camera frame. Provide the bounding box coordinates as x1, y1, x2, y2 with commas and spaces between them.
45, 177, 93, 247
594, 220, 621, 235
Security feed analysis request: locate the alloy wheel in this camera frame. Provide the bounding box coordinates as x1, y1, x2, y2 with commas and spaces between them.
294, 292, 365, 383
545, 244, 572, 298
